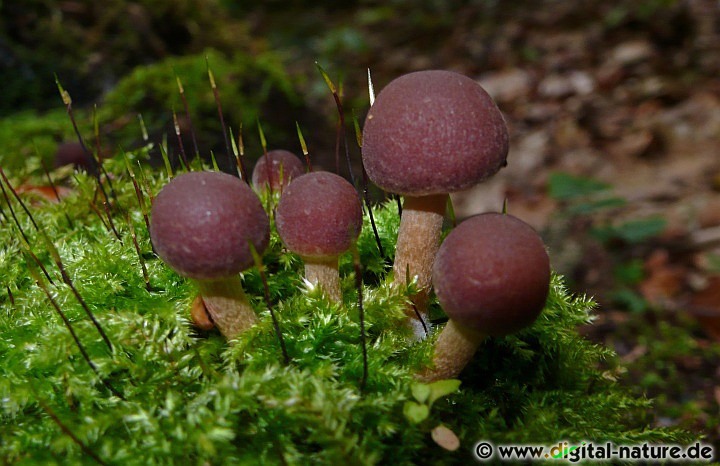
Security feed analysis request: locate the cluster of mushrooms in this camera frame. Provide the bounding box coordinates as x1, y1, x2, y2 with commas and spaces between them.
149, 70, 551, 383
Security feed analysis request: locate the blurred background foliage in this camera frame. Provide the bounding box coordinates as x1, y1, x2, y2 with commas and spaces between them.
1, 0, 708, 173
1, 0, 701, 114
0, 0, 251, 114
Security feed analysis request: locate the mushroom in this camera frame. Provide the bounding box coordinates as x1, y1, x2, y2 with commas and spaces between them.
275, 171, 362, 302
150, 171, 270, 339
251, 149, 306, 192
419, 213, 550, 382
54, 141, 97, 172
361, 70, 509, 338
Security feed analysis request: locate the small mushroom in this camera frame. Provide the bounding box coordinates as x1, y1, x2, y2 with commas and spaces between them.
251, 149, 306, 192
362, 70, 509, 338
54, 141, 97, 172
150, 171, 270, 339
275, 171, 363, 302
419, 213, 550, 382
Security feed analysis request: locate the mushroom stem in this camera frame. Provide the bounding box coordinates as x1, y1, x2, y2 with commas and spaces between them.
418, 319, 485, 382
393, 193, 447, 338
304, 257, 342, 303
196, 276, 257, 339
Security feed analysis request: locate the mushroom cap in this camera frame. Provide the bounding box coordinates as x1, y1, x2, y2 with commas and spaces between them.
275, 171, 363, 259
251, 149, 306, 191
54, 141, 95, 171
150, 171, 269, 280
432, 213, 550, 336
361, 70, 509, 197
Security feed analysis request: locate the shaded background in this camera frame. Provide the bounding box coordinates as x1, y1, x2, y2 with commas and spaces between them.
1, 0, 719, 444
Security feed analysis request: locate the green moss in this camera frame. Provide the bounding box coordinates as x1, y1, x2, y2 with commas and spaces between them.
0, 48, 300, 181
98, 49, 301, 153
0, 154, 689, 465
0, 108, 80, 176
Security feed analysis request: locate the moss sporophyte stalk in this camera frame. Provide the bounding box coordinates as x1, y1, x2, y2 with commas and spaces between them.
0, 70, 692, 465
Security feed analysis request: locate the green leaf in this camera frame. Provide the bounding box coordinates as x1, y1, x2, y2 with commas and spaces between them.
548, 172, 611, 200
592, 217, 667, 244
610, 288, 648, 313
566, 196, 627, 215
613, 260, 645, 286
705, 253, 720, 273
427, 379, 461, 407
411, 383, 431, 403
614, 217, 667, 243
403, 401, 429, 424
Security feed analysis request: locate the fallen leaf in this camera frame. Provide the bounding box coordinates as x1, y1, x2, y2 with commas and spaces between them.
620, 344, 647, 364
190, 295, 215, 331
431, 425, 460, 452
16, 184, 73, 203
607, 130, 658, 159
697, 197, 720, 228
478, 68, 533, 104
608, 40, 655, 67
639, 249, 685, 305
689, 276, 720, 341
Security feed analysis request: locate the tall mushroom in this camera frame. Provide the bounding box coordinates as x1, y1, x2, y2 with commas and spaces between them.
275, 171, 362, 302
361, 70, 509, 338
150, 171, 270, 339
419, 213, 550, 382
251, 149, 306, 192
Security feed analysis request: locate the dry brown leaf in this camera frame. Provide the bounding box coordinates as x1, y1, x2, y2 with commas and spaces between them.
190, 295, 215, 331
689, 276, 720, 341
639, 249, 686, 304
620, 344, 648, 364
16, 184, 73, 203
431, 425, 460, 452
697, 197, 720, 228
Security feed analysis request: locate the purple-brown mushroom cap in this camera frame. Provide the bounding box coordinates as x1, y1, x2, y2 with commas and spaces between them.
54, 142, 95, 171
251, 149, 306, 191
150, 171, 270, 280
362, 70, 509, 196
432, 213, 550, 336
275, 171, 363, 259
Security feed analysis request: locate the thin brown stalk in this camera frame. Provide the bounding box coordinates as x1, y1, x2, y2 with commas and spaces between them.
0, 176, 55, 285
316, 63, 356, 186
41, 161, 74, 229
351, 244, 368, 393
249, 244, 289, 365
33, 394, 110, 466
206, 62, 235, 176
26, 255, 122, 399
351, 111, 385, 261
126, 213, 150, 291
102, 199, 123, 244
172, 109, 190, 170
230, 125, 248, 181
176, 74, 200, 159
88, 201, 111, 233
